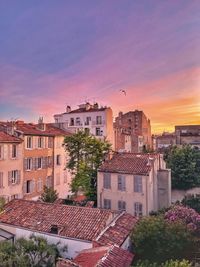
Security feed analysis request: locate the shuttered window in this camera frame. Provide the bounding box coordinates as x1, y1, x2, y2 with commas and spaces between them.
37, 178, 43, 192
0, 145, 3, 159
12, 145, 17, 158
118, 175, 126, 191
134, 176, 143, 193
134, 202, 143, 216
104, 199, 111, 209
103, 173, 111, 189
0, 172, 3, 188
118, 200, 126, 211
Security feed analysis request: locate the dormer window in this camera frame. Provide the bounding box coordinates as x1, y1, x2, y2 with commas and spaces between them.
50, 225, 58, 234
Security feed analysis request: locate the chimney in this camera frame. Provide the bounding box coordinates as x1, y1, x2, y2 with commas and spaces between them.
85, 102, 91, 111
66, 106, 71, 113
38, 117, 46, 131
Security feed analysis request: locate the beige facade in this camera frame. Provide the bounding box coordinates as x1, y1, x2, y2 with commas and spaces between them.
53, 135, 72, 199
97, 153, 171, 216
0, 134, 23, 201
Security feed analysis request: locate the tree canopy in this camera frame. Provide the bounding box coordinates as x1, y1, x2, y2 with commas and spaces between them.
41, 186, 58, 203
0, 234, 60, 267
164, 145, 200, 190
63, 131, 111, 198
131, 215, 194, 263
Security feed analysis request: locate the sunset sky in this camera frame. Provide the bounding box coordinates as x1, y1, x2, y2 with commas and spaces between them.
0, 1, 199, 133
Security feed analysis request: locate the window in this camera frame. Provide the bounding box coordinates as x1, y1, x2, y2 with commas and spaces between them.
134, 202, 143, 216
11, 170, 18, 184
104, 199, 111, 209
46, 176, 53, 188
0, 172, 3, 188
56, 173, 60, 185
75, 117, 81, 126
25, 158, 32, 171
38, 137, 43, 148
118, 175, 126, 191
70, 118, 74, 126
96, 127, 101, 136
12, 145, 17, 158
118, 200, 126, 211
8, 171, 19, 185
0, 145, 3, 159
37, 178, 43, 192
96, 116, 102, 125
85, 117, 91, 125
11, 194, 18, 200
48, 137, 53, 148
103, 173, 111, 189
24, 180, 34, 194
37, 157, 42, 169
47, 156, 53, 167
26, 136, 33, 149
56, 155, 61, 165
134, 176, 143, 193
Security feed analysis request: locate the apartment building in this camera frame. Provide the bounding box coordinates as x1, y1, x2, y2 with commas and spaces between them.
0, 119, 72, 201
54, 103, 114, 147
45, 123, 72, 199
97, 153, 171, 216
0, 131, 23, 201
175, 125, 200, 148
114, 110, 151, 153
154, 125, 200, 151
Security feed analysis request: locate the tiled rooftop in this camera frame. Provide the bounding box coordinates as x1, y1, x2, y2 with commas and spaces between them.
0, 121, 71, 136
96, 213, 137, 247
0, 131, 22, 143
0, 200, 118, 241
99, 153, 159, 175
57, 245, 134, 267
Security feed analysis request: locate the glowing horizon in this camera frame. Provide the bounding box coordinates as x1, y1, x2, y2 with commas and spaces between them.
0, 1, 199, 134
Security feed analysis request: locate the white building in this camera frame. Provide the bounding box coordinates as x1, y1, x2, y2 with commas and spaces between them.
54, 103, 114, 147
97, 153, 171, 216
0, 199, 136, 259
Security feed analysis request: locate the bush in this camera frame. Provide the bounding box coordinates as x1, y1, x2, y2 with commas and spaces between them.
131, 216, 194, 263
165, 205, 200, 235
134, 259, 191, 267
182, 194, 200, 213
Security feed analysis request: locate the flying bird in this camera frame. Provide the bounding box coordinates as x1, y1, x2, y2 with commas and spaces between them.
120, 89, 126, 96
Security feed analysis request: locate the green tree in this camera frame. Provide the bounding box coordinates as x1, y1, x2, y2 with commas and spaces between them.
64, 131, 111, 198
0, 235, 61, 267
41, 186, 58, 203
164, 145, 200, 189
131, 216, 194, 263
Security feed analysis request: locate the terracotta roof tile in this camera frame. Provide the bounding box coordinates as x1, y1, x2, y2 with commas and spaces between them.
72, 245, 134, 267
0, 200, 118, 241
97, 213, 137, 247
0, 131, 22, 143
99, 153, 159, 175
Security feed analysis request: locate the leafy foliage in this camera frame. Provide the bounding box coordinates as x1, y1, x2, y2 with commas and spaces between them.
41, 186, 58, 203
182, 194, 200, 213
134, 259, 192, 267
64, 131, 111, 198
0, 234, 62, 267
131, 216, 194, 263
164, 145, 200, 190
